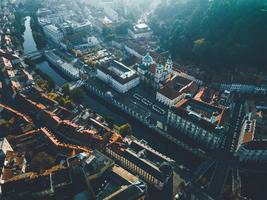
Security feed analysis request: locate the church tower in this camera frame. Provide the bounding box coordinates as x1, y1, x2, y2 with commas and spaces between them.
165, 56, 173, 73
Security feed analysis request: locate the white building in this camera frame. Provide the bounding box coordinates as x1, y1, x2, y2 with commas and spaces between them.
96, 60, 140, 93
129, 23, 152, 39
43, 24, 64, 44
44, 51, 79, 80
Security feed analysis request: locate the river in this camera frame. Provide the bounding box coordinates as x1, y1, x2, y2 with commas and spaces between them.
22, 17, 200, 169
23, 16, 37, 53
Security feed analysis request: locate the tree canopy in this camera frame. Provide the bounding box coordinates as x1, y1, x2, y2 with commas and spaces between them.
150, 0, 267, 70
118, 123, 132, 137
70, 87, 85, 104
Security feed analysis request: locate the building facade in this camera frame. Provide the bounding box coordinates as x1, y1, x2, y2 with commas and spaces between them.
97, 60, 140, 93
137, 53, 173, 89
128, 23, 152, 39
106, 139, 173, 190
235, 113, 267, 163
167, 98, 227, 148
0, 138, 13, 164
43, 24, 64, 44
156, 75, 198, 107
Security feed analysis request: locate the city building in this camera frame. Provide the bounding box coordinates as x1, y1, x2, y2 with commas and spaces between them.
194, 87, 233, 108
62, 20, 92, 43
167, 98, 227, 148
95, 165, 147, 200
0, 138, 13, 164
106, 139, 173, 190
12, 128, 90, 156
1, 56, 34, 99
44, 50, 80, 80
0, 151, 26, 184
43, 24, 64, 44
123, 39, 146, 59
0, 103, 34, 136
97, 60, 140, 93
156, 75, 199, 107
82, 48, 114, 65
235, 113, 267, 163
137, 52, 173, 89
67, 150, 147, 200
129, 23, 152, 39
1, 165, 72, 199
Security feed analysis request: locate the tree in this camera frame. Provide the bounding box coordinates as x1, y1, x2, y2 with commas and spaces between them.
118, 123, 132, 137
70, 87, 85, 104
115, 21, 130, 35
61, 83, 70, 96
59, 96, 72, 108
48, 92, 58, 101
102, 26, 115, 41
192, 38, 209, 62
36, 79, 48, 91
150, 0, 267, 71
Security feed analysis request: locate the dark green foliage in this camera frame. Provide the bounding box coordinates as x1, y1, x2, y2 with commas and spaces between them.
150, 0, 267, 70
35, 69, 56, 90
70, 87, 85, 104
102, 26, 115, 41
118, 123, 132, 137
115, 21, 131, 35
61, 83, 70, 96
30, 14, 46, 49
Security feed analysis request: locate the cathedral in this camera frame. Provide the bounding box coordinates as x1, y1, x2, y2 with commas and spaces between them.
137, 52, 173, 89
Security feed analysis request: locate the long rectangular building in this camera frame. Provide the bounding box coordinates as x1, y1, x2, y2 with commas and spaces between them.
97, 60, 140, 93
167, 97, 227, 148
235, 113, 267, 163
106, 139, 173, 190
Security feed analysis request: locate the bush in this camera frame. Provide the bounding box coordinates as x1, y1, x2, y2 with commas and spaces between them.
118, 123, 132, 137
70, 87, 85, 104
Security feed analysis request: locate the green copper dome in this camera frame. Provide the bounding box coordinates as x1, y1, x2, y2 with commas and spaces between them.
142, 52, 154, 66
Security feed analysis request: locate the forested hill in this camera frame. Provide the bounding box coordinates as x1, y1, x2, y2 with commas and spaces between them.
150, 0, 267, 70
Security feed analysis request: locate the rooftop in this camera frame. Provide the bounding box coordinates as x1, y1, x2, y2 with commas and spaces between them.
98, 60, 139, 84
173, 98, 227, 132
108, 139, 173, 182
91, 165, 147, 200
44, 24, 61, 33
159, 75, 198, 100
133, 23, 151, 34
0, 138, 13, 154
1, 151, 26, 183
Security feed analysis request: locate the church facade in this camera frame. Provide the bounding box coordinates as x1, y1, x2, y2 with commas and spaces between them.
137, 52, 173, 89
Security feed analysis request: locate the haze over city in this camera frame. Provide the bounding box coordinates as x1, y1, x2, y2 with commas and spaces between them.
0, 0, 266, 200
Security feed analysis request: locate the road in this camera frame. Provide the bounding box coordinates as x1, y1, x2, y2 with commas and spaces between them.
86, 78, 168, 126
208, 96, 244, 198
